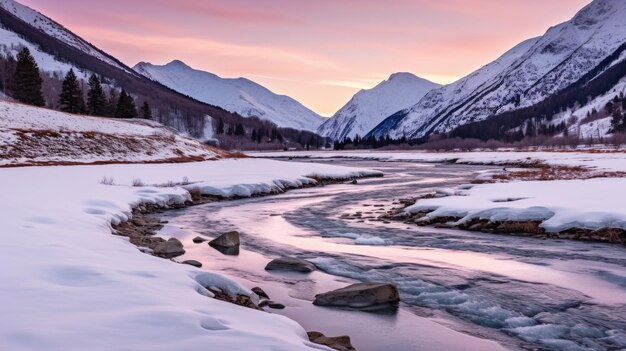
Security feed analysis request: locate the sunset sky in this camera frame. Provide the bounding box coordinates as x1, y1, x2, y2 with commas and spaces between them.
21, 0, 591, 116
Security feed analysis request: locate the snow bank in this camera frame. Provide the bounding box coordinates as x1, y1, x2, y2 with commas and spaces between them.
0, 158, 379, 350
0, 101, 221, 166
252, 150, 626, 173
405, 178, 626, 233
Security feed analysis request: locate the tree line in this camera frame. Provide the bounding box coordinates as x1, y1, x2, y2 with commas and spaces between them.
8, 47, 151, 119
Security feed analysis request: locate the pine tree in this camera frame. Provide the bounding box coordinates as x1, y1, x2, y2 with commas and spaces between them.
106, 88, 118, 116
0, 54, 16, 95
216, 119, 225, 134
14, 47, 44, 106
141, 101, 151, 119
86, 74, 106, 116
115, 89, 138, 118
251, 129, 257, 141
612, 109, 623, 132
58, 69, 83, 113
234, 123, 245, 136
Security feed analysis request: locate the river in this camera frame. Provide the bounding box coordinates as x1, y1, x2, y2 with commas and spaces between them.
155, 159, 626, 351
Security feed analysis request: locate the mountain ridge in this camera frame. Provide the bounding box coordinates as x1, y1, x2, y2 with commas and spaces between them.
133, 60, 324, 132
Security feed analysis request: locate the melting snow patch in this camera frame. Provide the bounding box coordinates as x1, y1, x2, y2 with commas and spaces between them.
354, 235, 388, 245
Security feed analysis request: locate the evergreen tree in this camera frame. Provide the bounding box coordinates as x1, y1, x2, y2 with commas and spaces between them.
251, 129, 257, 141
58, 69, 83, 113
0, 54, 16, 95
13, 47, 44, 106
141, 101, 152, 119
86, 74, 106, 116
106, 88, 118, 116
612, 109, 624, 132
217, 119, 225, 134
234, 123, 245, 136
115, 89, 138, 118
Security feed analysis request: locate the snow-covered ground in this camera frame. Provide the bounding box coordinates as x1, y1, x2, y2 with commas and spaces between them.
252, 150, 626, 173
406, 178, 626, 233
0, 158, 380, 350
0, 101, 223, 166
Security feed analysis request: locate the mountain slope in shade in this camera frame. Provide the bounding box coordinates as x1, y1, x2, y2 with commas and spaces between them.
369, 0, 626, 139
133, 60, 324, 132
0, 0, 127, 72
317, 72, 440, 140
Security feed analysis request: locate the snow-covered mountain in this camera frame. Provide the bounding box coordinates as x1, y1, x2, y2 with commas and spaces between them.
367, 0, 626, 139
317, 73, 440, 140
133, 60, 324, 132
0, 0, 127, 73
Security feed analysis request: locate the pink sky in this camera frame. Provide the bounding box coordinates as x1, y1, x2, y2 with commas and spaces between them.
22, 0, 591, 116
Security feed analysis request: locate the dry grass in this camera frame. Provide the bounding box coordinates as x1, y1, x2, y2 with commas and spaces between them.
473, 165, 626, 183
132, 178, 145, 187
100, 176, 115, 185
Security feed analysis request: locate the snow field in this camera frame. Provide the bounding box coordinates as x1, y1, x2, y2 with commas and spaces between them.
0, 159, 380, 350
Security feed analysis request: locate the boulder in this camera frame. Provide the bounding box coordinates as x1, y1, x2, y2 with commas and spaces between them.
265, 257, 317, 273
210, 245, 240, 256
182, 260, 202, 268
252, 287, 270, 299
267, 302, 285, 309
153, 238, 185, 258
209, 231, 240, 248
350, 179, 358, 185
192, 236, 207, 244
307, 331, 355, 351
313, 282, 400, 308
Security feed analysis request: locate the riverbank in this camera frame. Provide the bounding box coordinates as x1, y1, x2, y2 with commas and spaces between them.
0, 159, 381, 351
256, 151, 626, 245
152, 159, 626, 351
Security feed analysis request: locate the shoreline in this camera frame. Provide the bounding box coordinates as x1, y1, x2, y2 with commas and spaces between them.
112, 174, 380, 350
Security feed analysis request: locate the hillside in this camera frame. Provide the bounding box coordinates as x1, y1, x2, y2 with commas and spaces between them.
0, 100, 227, 166
363, 0, 626, 142
134, 60, 324, 132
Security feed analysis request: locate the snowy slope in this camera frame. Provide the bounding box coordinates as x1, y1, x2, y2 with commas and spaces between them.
134, 60, 324, 132
0, 25, 80, 77
317, 73, 440, 140
370, 0, 626, 139
0, 101, 224, 166
0, 0, 126, 71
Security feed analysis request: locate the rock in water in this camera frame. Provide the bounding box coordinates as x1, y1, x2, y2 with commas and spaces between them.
192, 236, 207, 244
251, 287, 270, 299
209, 231, 240, 248
182, 260, 202, 268
267, 302, 285, 310
265, 257, 317, 273
153, 238, 185, 258
307, 331, 356, 351
313, 282, 400, 308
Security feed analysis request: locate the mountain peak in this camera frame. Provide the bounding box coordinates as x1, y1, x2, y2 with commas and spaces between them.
165, 60, 191, 69
387, 72, 418, 81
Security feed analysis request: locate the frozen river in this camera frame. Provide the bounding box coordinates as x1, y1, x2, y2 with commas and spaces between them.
156, 159, 626, 351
